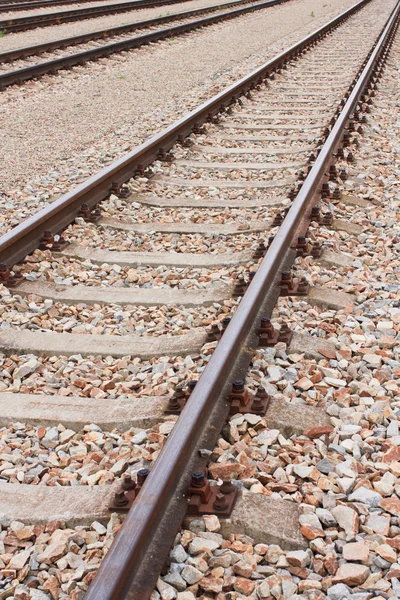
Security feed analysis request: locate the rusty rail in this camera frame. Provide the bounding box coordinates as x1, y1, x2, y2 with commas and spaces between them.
0, 0, 289, 88
0, 0, 370, 267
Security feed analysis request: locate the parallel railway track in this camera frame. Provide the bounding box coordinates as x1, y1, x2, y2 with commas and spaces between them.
0, 0, 288, 88
0, 0, 399, 598
0, 0, 171, 12
0, 0, 193, 32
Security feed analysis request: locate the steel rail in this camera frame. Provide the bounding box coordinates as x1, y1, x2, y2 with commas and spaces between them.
0, 0, 370, 268
0, 0, 193, 32
0, 0, 287, 70
81, 1, 400, 598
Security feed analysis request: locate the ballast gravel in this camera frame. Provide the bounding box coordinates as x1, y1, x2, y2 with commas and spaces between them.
0, 0, 240, 34
0, 418, 177, 485
0, 286, 237, 337
13, 249, 254, 290
0, 514, 124, 599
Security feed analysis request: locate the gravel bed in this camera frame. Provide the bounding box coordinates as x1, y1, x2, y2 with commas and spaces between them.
0, 0, 224, 22
15, 249, 254, 289
0, 0, 365, 234
0, 0, 236, 50
0, 284, 237, 336
0, 417, 178, 485
65, 223, 264, 253
0, 515, 124, 599
100, 197, 276, 224
0, 4, 269, 76
155, 162, 300, 182
0, 350, 211, 397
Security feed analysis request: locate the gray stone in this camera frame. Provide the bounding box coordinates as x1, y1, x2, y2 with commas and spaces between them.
387, 420, 399, 437
170, 545, 188, 564
12, 358, 40, 380
327, 583, 351, 600
316, 458, 334, 474
316, 508, 337, 527
348, 487, 382, 507
163, 571, 187, 592
257, 429, 280, 446
181, 565, 203, 585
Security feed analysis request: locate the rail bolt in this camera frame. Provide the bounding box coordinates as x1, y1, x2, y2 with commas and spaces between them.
191, 472, 206, 488
253, 241, 266, 259
0, 263, 10, 282
297, 277, 309, 295
113, 491, 129, 508
347, 152, 356, 164
260, 317, 275, 339
206, 323, 220, 343
310, 205, 320, 221
321, 183, 330, 198
187, 380, 197, 395
232, 275, 247, 297
296, 236, 308, 256
332, 187, 342, 200
137, 468, 149, 487
335, 147, 345, 160
273, 212, 284, 227
308, 153, 316, 164
221, 317, 231, 333
279, 323, 293, 344
213, 493, 229, 512
311, 241, 323, 259
122, 474, 136, 491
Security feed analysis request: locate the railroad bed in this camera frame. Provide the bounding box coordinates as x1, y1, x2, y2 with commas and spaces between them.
0, 0, 288, 87
0, 0, 195, 32
0, 0, 175, 13
0, 0, 400, 598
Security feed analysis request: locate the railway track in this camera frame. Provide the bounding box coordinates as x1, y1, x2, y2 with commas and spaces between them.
0, 0, 288, 88
0, 0, 166, 13
1, 0, 400, 598
0, 0, 194, 32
